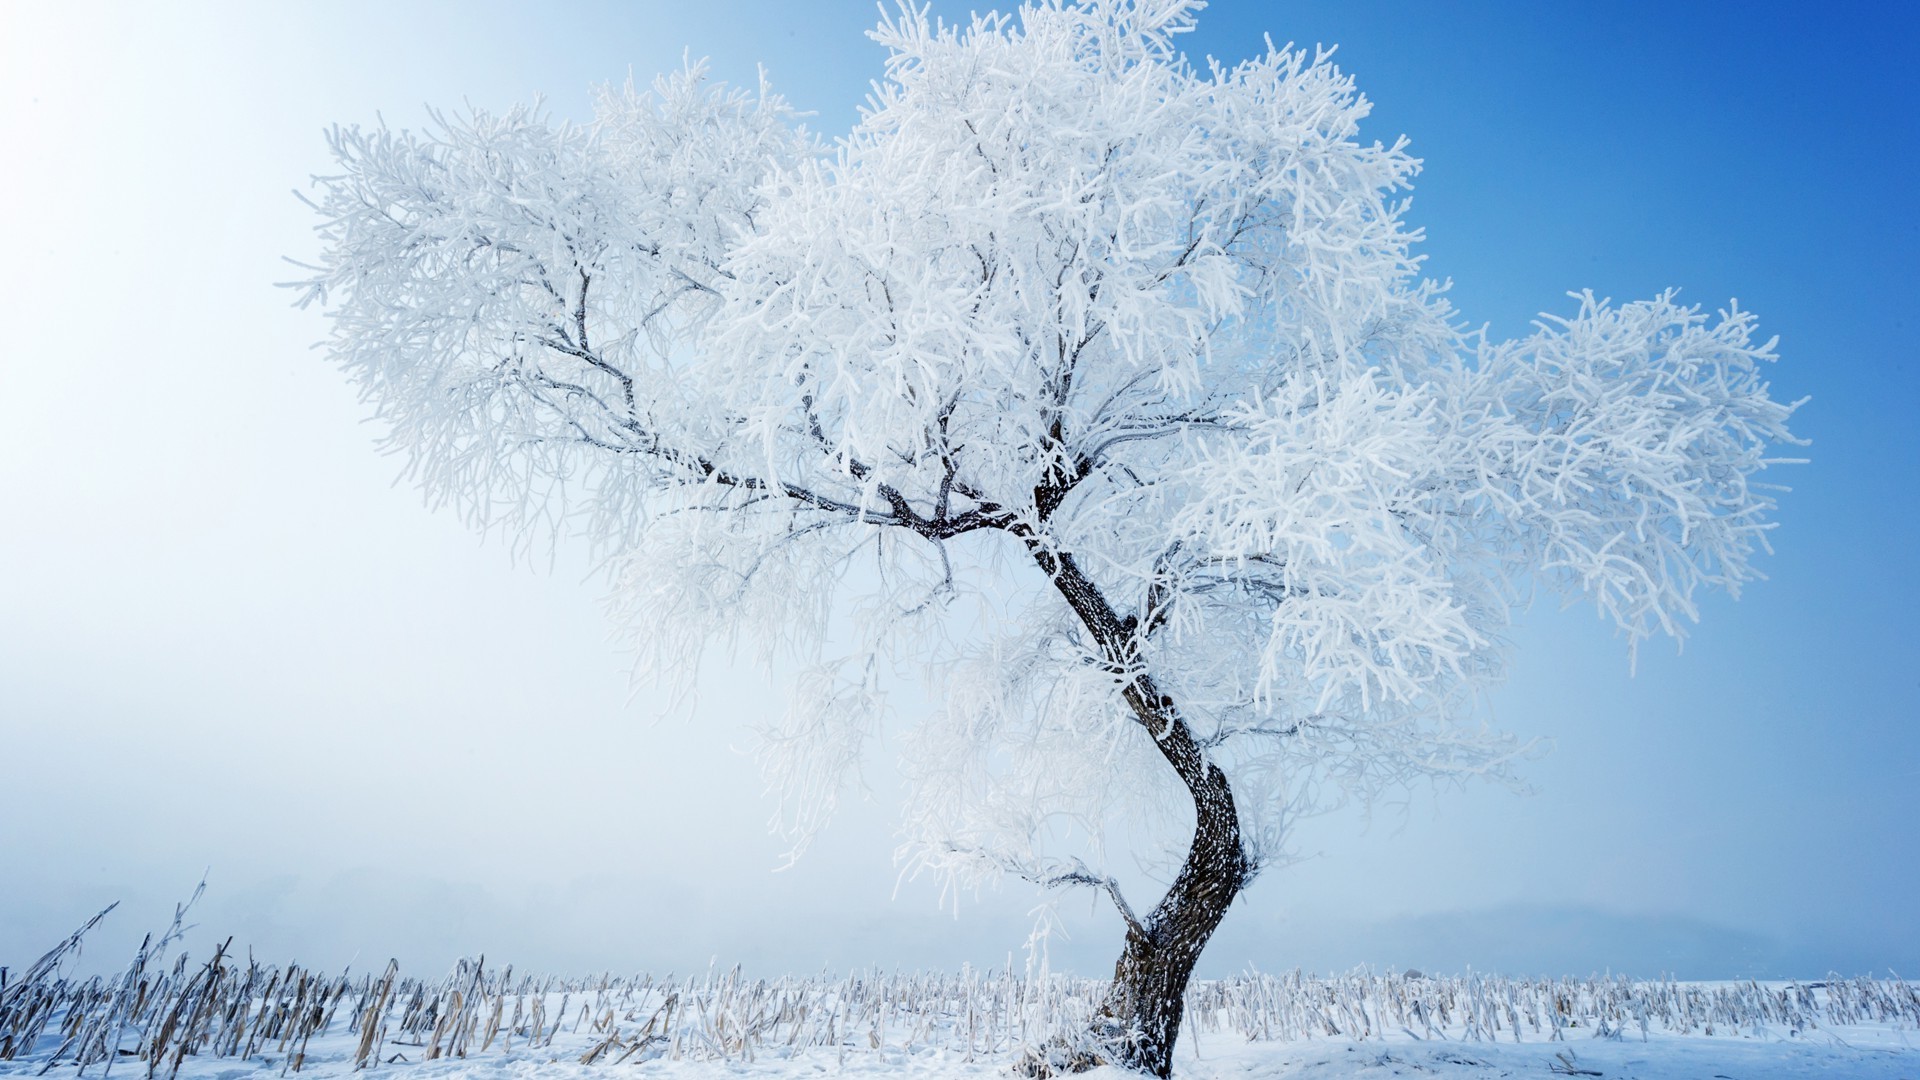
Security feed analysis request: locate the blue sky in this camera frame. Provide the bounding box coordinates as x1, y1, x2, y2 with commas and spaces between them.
2, 1, 1914, 980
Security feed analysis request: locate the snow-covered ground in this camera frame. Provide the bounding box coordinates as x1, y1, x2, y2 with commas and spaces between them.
5, 1024, 1917, 1079
6, 913, 1913, 1080
5, 949, 1916, 1080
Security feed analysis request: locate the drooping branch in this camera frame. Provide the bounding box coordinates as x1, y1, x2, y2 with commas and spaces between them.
944, 844, 1146, 939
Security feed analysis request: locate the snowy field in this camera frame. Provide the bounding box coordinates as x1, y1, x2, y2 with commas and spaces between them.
5, 915, 1916, 1080
4, 1013, 1917, 1080
6, 1028, 1917, 1080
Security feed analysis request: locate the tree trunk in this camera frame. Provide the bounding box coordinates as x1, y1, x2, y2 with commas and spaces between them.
1092, 759, 1247, 1077
1019, 537, 1252, 1077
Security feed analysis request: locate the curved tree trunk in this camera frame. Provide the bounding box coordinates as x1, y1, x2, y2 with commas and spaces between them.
1093, 756, 1247, 1077
1021, 535, 1252, 1078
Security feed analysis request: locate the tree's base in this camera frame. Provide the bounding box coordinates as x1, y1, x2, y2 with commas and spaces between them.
1014, 1021, 1169, 1078
1013, 1036, 1110, 1078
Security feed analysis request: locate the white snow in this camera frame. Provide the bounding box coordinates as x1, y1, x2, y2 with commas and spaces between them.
5, 1018, 1915, 1079
6, 952, 1913, 1080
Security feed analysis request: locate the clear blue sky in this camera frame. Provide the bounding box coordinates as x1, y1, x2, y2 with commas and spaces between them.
2, 0, 1914, 980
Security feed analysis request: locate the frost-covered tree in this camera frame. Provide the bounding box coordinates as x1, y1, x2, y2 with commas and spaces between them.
291, 2, 1799, 1074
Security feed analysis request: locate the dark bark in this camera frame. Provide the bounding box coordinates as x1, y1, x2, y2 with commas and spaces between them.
1090, 753, 1247, 1077
1016, 529, 1251, 1078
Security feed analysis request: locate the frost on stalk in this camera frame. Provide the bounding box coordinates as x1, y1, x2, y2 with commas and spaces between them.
293, 0, 1800, 997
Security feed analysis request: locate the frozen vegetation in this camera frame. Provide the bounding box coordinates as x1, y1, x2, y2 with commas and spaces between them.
2, 907, 1914, 1079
